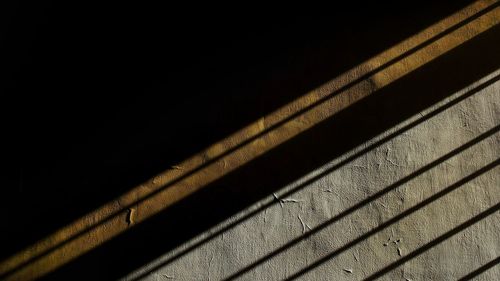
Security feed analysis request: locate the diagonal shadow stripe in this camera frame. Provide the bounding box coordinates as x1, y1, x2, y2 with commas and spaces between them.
5, 2, 498, 280
283, 159, 500, 281
222, 125, 500, 281
129, 0, 499, 206
0, 2, 500, 277
128, 71, 500, 281
457, 256, 500, 280
3, 2, 485, 264
38, 18, 500, 281
364, 204, 500, 280
3, 4, 499, 280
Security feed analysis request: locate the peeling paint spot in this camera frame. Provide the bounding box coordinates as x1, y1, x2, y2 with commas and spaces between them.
386, 158, 401, 167
281, 198, 302, 203
378, 201, 388, 209
298, 215, 312, 233
126, 208, 136, 225
273, 193, 284, 208
384, 237, 391, 246
273, 193, 302, 207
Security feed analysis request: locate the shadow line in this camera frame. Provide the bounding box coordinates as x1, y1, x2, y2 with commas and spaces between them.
37, 19, 500, 281
283, 159, 500, 281
3, 4, 496, 278
457, 256, 500, 280
3, 2, 483, 263
222, 126, 500, 281
364, 204, 500, 280
130, 74, 500, 281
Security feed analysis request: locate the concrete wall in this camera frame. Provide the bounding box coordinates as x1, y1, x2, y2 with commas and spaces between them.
124, 65, 500, 281
119, 6, 500, 281
1, 1, 499, 281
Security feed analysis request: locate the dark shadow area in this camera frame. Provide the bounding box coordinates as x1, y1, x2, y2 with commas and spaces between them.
363, 201, 500, 281
36, 18, 500, 281
458, 256, 500, 280
0, 1, 478, 260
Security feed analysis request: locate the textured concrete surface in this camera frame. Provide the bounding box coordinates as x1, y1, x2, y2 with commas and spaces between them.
2, 1, 499, 281
123, 71, 500, 281
119, 4, 500, 279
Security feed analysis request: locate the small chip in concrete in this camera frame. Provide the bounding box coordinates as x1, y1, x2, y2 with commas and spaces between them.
343, 268, 353, 273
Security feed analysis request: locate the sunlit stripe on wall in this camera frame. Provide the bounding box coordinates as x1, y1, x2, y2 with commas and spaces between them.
1, 1, 498, 280
123, 68, 500, 281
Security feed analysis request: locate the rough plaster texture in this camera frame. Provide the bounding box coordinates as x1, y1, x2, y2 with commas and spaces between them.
123, 72, 500, 281
2, 2, 499, 281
